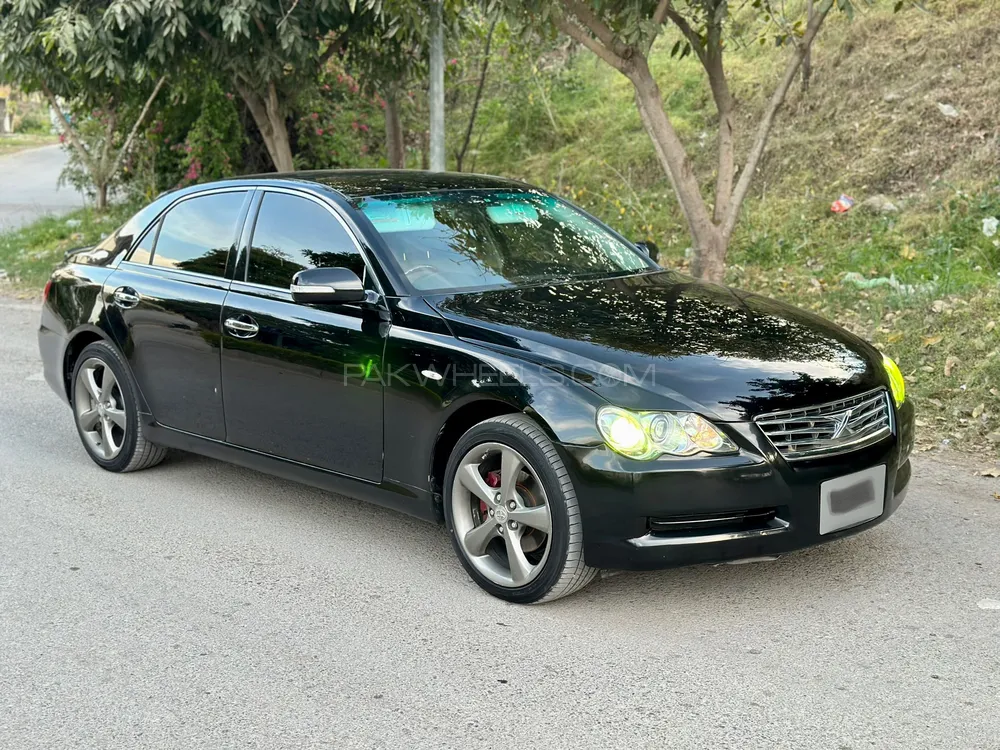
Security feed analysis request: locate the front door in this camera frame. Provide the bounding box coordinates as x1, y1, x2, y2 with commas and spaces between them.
104, 189, 251, 439
219, 190, 386, 482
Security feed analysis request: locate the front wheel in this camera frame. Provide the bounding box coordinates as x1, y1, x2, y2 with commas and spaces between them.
443, 414, 597, 603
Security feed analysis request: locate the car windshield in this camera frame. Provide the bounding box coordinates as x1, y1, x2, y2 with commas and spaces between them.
357, 190, 650, 293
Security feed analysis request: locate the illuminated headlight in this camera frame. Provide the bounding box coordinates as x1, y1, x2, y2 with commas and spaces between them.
597, 406, 738, 460
882, 353, 906, 407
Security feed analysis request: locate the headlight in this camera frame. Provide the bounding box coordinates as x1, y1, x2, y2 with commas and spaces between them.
882, 353, 906, 407
597, 406, 738, 460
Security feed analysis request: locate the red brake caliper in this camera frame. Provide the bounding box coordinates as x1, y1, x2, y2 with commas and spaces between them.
482, 470, 501, 516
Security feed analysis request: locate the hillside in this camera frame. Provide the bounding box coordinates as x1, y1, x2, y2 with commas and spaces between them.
466, 0, 1000, 456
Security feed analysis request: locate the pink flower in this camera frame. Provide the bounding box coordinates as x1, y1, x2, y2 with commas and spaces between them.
315, 128, 324, 136
360, 123, 369, 133
323, 84, 331, 91
311, 112, 319, 120
351, 121, 359, 131
448, 58, 458, 66
225, 92, 234, 100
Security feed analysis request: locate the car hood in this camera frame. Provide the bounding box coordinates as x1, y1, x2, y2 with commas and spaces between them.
424, 271, 885, 421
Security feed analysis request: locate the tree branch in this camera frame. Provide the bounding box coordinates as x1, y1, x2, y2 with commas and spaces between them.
652, 0, 672, 26
39, 83, 96, 174
721, 1, 832, 238
319, 33, 346, 66
455, 15, 497, 171
108, 75, 168, 178
662, 7, 707, 66
561, 0, 617, 49
552, 6, 627, 73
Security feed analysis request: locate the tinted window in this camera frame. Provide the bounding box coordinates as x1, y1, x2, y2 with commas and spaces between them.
127, 220, 159, 265
247, 193, 365, 288
358, 190, 648, 292
151, 192, 247, 277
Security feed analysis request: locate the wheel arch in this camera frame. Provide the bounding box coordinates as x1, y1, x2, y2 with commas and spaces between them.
429, 399, 520, 517
427, 387, 597, 520
62, 327, 149, 412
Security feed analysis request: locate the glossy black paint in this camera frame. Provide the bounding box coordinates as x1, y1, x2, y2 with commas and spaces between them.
39, 170, 913, 570
426, 271, 886, 422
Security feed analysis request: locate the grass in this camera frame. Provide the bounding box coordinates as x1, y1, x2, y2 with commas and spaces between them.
0, 205, 133, 295
0, 133, 59, 157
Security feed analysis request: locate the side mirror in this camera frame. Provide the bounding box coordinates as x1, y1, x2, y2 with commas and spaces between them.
634, 240, 660, 264
290, 267, 365, 304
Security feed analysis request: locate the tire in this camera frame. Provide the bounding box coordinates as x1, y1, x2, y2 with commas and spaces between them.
70, 340, 168, 473
443, 414, 598, 603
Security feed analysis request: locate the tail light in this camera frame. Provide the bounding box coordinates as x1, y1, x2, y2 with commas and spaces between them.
43, 279, 53, 302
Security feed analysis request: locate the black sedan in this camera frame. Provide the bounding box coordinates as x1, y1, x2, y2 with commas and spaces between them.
39, 170, 913, 603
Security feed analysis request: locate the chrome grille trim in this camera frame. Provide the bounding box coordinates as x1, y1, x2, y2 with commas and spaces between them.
753, 388, 893, 461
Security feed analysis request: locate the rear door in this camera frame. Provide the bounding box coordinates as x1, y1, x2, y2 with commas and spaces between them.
104, 188, 252, 439
219, 189, 387, 482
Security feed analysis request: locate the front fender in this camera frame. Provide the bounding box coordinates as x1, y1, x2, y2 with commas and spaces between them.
380, 322, 607, 494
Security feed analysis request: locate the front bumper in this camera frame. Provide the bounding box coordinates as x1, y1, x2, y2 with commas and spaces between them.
560, 399, 914, 571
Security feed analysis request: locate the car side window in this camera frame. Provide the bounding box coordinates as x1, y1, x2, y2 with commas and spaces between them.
247, 192, 367, 289
126, 219, 160, 265
151, 191, 247, 277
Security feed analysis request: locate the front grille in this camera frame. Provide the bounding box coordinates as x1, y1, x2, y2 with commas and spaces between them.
754, 388, 892, 462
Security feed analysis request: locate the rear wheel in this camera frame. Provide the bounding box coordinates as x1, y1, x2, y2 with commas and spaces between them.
71, 341, 167, 473
444, 414, 597, 603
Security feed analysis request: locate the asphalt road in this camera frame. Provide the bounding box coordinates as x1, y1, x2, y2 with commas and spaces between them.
1, 298, 999, 749
0, 144, 83, 231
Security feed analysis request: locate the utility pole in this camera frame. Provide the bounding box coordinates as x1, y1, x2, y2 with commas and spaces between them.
428, 0, 445, 171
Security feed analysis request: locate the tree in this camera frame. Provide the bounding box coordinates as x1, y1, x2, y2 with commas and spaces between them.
0, 0, 169, 209
454, 13, 499, 172
505, 0, 857, 282
341, 20, 426, 169
52, 77, 167, 209
187, 2, 381, 173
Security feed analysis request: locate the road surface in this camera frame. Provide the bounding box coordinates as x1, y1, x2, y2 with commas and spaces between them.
0, 297, 998, 749
0, 144, 83, 231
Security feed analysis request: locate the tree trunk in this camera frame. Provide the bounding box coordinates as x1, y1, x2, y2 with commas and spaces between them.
627, 58, 723, 281
428, 0, 446, 171
689, 226, 727, 284
385, 90, 405, 169
95, 182, 109, 212
236, 80, 295, 172
421, 129, 430, 170
802, 0, 814, 92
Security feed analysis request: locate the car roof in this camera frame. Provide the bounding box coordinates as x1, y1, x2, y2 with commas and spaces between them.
225, 169, 532, 199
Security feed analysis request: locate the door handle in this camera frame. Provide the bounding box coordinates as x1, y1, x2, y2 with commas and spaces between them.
224, 316, 259, 338
112, 286, 140, 309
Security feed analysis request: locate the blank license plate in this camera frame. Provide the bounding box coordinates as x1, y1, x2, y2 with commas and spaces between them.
819, 465, 886, 535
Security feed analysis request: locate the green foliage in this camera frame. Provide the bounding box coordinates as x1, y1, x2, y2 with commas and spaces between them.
55, 104, 121, 200
179, 79, 244, 184
293, 65, 384, 170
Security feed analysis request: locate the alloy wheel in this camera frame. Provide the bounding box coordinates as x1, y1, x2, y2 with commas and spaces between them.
74, 357, 127, 460
451, 442, 553, 588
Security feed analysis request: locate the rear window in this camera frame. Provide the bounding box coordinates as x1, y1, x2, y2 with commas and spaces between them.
150, 192, 247, 277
